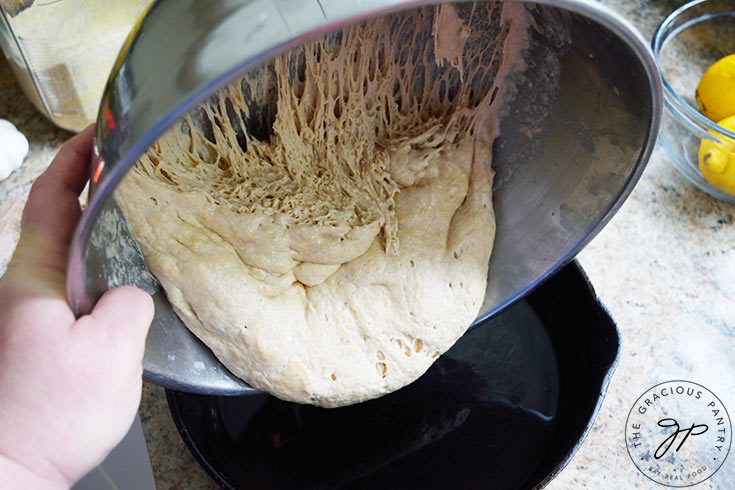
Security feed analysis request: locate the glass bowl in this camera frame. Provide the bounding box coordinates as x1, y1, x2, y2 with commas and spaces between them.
652, 0, 735, 203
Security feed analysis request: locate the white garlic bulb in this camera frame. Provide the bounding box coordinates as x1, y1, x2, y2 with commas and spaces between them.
0, 119, 29, 181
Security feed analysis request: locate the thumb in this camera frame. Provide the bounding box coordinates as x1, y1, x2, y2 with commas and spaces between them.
87, 286, 154, 358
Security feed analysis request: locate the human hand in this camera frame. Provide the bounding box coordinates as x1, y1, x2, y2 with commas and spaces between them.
0, 126, 154, 489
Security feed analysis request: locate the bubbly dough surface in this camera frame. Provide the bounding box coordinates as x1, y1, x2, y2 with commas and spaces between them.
118, 4, 529, 407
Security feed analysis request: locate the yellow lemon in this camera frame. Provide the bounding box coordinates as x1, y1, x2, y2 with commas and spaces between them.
698, 114, 735, 195
696, 54, 735, 122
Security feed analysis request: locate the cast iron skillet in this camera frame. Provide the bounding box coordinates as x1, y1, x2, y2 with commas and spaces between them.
166, 261, 620, 489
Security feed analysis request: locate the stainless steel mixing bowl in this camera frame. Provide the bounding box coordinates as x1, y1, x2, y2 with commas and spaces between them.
66, 0, 662, 394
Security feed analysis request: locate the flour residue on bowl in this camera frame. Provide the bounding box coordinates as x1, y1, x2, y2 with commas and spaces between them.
89, 203, 160, 295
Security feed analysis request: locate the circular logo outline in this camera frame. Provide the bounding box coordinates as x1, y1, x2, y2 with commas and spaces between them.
625, 380, 732, 487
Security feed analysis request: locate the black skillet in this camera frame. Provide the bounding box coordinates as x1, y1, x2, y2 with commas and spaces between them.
166, 260, 620, 489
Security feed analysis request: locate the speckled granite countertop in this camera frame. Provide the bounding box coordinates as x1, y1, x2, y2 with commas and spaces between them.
0, 0, 733, 488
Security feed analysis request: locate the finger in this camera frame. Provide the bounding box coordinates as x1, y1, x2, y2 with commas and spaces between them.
34, 125, 95, 198
9, 126, 95, 294
22, 125, 94, 245
86, 286, 154, 358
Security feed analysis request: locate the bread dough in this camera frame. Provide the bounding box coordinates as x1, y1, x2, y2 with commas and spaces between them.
117, 4, 530, 407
